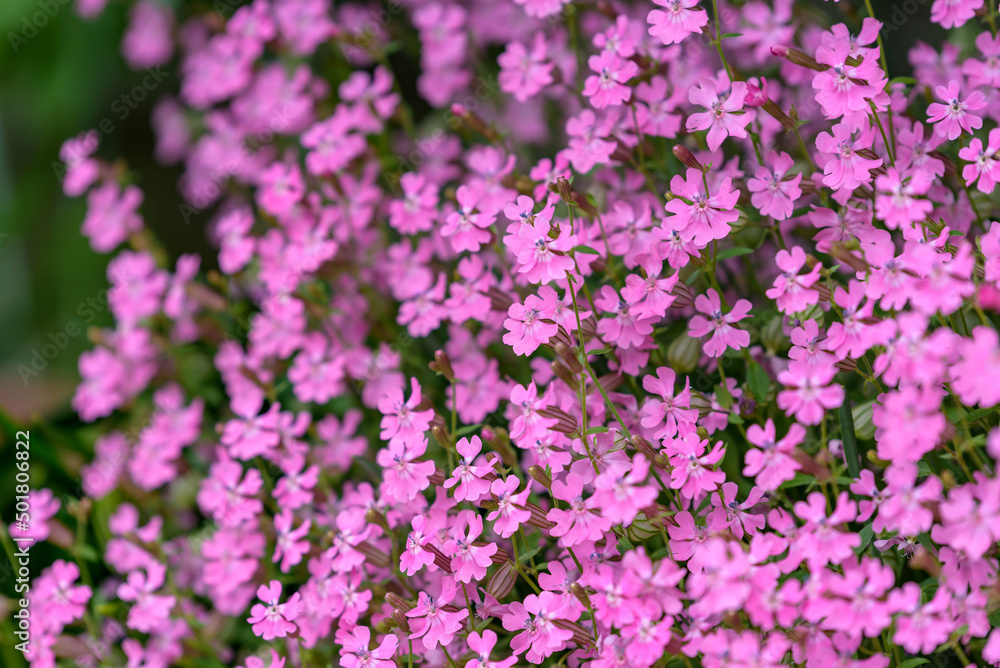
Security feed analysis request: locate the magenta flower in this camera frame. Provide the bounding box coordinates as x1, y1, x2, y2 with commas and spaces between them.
442, 184, 497, 253
378, 377, 434, 445
376, 437, 435, 503
688, 289, 752, 358
338, 625, 398, 668
583, 50, 639, 109
927, 81, 986, 140
593, 453, 658, 525
503, 295, 559, 356
665, 431, 726, 499
743, 419, 804, 491
747, 151, 802, 221
547, 473, 613, 546
791, 492, 859, 568
663, 168, 741, 245
640, 366, 697, 440
406, 579, 469, 650
501, 592, 575, 663
247, 580, 300, 641
815, 122, 883, 192
686, 79, 752, 151
647, 0, 708, 45
466, 629, 518, 668
498, 33, 554, 103
765, 246, 821, 314
776, 361, 844, 426
447, 514, 498, 583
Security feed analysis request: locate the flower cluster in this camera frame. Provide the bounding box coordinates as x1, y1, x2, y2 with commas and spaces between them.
26, 0, 1000, 666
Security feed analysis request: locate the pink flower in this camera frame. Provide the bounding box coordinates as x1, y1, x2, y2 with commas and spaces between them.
688, 289, 752, 358
686, 79, 752, 151
765, 246, 821, 314
60, 130, 100, 197
376, 437, 435, 502
447, 514, 498, 583
466, 629, 518, 668
663, 168, 741, 245
664, 431, 726, 499
339, 625, 398, 668
929, 0, 983, 29
442, 184, 497, 253
247, 580, 300, 641
640, 366, 698, 440
117, 563, 176, 633
487, 476, 532, 538
872, 385, 946, 464
498, 33, 554, 103
444, 436, 493, 502
709, 482, 765, 538
406, 579, 469, 650
791, 492, 859, 568
547, 473, 613, 546
378, 377, 434, 445
958, 127, 1000, 193
874, 167, 933, 230
746, 151, 802, 221
503, 201, 575, 284
81, 182, 144, 253
647, 0, 708, 45
593, 453, 658, 525
743, 419, 804, 490
583, 50, 639, 109
776, 361, 844, 426
504, 294, 559, 356
927, 81, 986, 139
595, 285, 657, 349
815, 122, 883, 192
501, 592, 575, 663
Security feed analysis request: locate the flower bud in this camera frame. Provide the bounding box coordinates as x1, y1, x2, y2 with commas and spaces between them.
631, 435, 661, 465
528, 465, 552, 490
429, 467, 447, 486
432, 425, 452, 451
375, 617, 397, 634
696, 427, 710, 441
829, 242, 869, 273
489, 547, 511, 565
386, 592, 415, 612
761, 314, 790, 353
538, 406, 579, 435
770, 45, 827, 71
569, 583, 592, 609
555, 342, 583, 374
672, 145, 704, 171
667, 334, 701, 374
429, 350, 454, 381
866, 449, 890, 468
392, 610, 411, 634
669, 280, 694, 309
426, 544, 454, 573
835, 359, 857, 373
356, 541, 390, 568
852, 401, 876, 441
487, 561, 517, 600
524, 501, 556, 530
551, 360, 581, 392
365, 509, 389, 532
484, 427, 518, 468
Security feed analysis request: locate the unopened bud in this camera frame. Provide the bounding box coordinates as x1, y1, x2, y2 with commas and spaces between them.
392, 610, 411, 634
673, 145, 704, 171
429, 467, 447, 487
852, 401, 876, 441
489, 547, 510, 565
432, 426, 452, 451
386, 592, 415, 612
866, 449, 889, 468
450, 103, 500, 142
555, 342, 583, 374
528, 465, 552, 490
375, 617, 397, 634
365, 509, 389, 532
429, 350, 454, 381
835, 358, 857, 373
829, 242, 869, 274
487, 561, 517, 599
667, 334, 701, 374
696, 427, 710, 441
670, 280, 694, 308
551, 360, 581, 392
356, 541, 390, 568
770, 45, 827, 71
569, 583, 592, 609
631, 436, 661, 464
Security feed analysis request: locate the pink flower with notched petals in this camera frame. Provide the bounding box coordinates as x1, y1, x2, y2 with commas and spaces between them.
273, 509, 311, 573
688, 289, 752, 358
765, 246, 821, 314
791, 492, 859, 569
117, 562, 176, 633
442, 184, 497, 253
338, 625, 398, 668
929, 0, 983, 29
501, 591, 575, 663
640, 366, 698, 440
815, 122, 882, 192
444, 435, 493, 502
60, 130, 100, 197
498, 33, 554, 103
378, 377, 434, 445
503, 205, 575, 284
583, 50, 638, 109
957, 127, 1000, 193
592, 453, 658, 525
504, 294, 559, 356
874, 167, 933, 230
647, 0, 708, 45
595, 285, 657, 349
927, 81, 985, 140
406, 579, 469, 650
743, 419, 803, 491
447, 514, 498, 583
664, 431, 726, 499
400, 515, 436, 576
776, 361, 844, 426
663, 168, 740, 245
247, 580, 300, 641
709, 482, 765, 539
487, 476, 532, 538
467, 629, 518, 668
81, 182, 144, 253
686, 79, 751, 151
747, 151, 802, 221
872, 385, 946, 464
376, 437, 435, 502
547, 473, 613, 547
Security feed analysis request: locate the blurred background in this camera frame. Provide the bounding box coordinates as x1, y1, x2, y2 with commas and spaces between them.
0, 0, 214, 425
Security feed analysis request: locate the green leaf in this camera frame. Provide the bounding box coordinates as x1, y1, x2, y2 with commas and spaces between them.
780, 473, 815, 489
720, 32, 743, 38
519, 544, 543, 564
746, 360, 770, 402
586, 347, 612, 356
616, 533, 634, 555
890, 76, 918, 85
585, 426, 609, 435
854, 523, 874, 556
899, 660, 929, 668
839, 398, 861, 479
453, 422, 483, 438
573, 245, 601, 255
728, 412, 745, 425
717, 246, 755, 260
